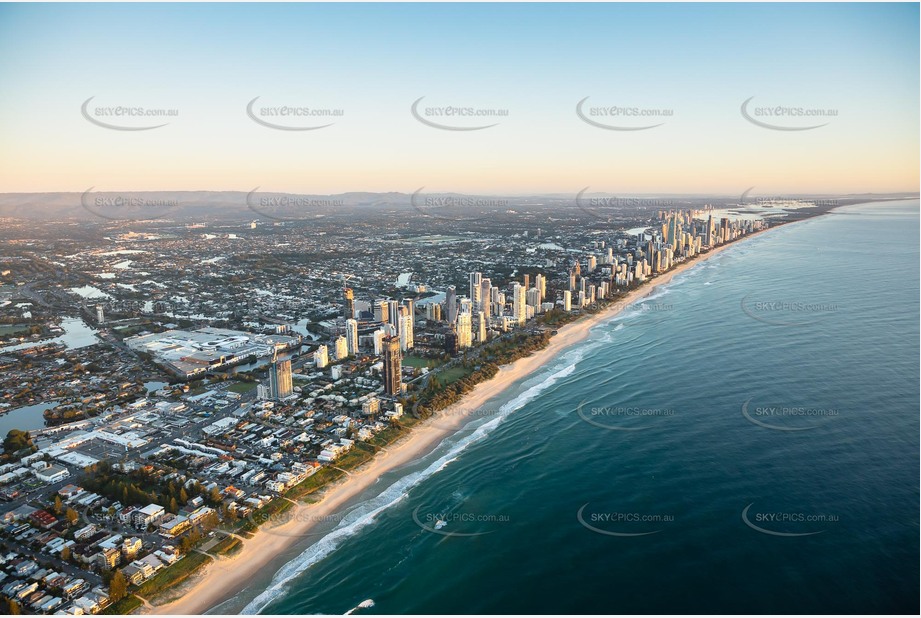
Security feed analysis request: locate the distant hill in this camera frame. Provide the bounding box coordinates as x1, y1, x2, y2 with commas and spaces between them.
0, 191, 410, 221
0, 191, 914, 221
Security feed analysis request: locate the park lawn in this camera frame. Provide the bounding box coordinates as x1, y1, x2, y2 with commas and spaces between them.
401, 354, 443, 369
227, 381, 258, 394
437, 365, 474, 386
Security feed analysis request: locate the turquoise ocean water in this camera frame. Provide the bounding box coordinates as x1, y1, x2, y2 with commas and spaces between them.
218, 200, 919, 615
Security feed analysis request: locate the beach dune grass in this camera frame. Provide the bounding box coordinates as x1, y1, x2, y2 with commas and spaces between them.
139, 552, 212, 603
211, 535, 243, 557
366, 421, 410, 448
101, 594, 143, 615
282, 419, 414, 504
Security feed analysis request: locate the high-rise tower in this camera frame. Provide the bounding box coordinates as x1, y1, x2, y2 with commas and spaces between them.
512, 283, 526, 326
383, 336, 402, 396
469, 272, 482, 312
345, 318, 359, 356
446, 286, 457, 324
268, 358, 293, 400
343, 288, 355, 318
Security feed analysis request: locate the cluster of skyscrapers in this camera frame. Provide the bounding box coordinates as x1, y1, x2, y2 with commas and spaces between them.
440, 271, 549, 353
262, 209, 760, 404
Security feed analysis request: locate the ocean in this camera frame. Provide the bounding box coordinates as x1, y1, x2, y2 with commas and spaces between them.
221, 200, 919, 615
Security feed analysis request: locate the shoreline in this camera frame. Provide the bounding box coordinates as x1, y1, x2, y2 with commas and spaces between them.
145, 225, 776, 616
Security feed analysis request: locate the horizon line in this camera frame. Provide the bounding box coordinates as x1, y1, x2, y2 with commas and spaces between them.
1, 189, 917, 198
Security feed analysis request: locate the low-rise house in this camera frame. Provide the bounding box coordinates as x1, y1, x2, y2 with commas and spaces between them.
361, 397, 380, 415
58, 484, 84, 499
71, 546, 97, 567
186, 506, 215, 525
117, 506, 137, 524
62, 578, 89, 600
1, 581, 25, 598
97, 534, 123, 550
243, 496, 264, 510
157, 545, 180, 562
132, 503, 165, 528
30, 567, 49, 582
61, 604, 85, 615
122, 554, 163, 585
34, 464, 70, 483
122, 537, 142, 561
121, 561, 153, 586
153, 549, 178, 566
75, 492, 102, 508
3, 504, 38, 523
72, 596, 98, 614
96, 546, 120, 571
23, 589, 46, 607
28, 510, 57, 529
137, 554, 164, 573
30, 593, 53, 611
73, 524, 97, 541
265, 479, 286, 493
45, 538, 66, 553
223, 485, 245, 499
14, 560, 38, 576
158, 515, 191, 538
14, 581, 39, 600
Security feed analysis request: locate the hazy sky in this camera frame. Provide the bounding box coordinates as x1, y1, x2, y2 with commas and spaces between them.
0, 3, 917, 195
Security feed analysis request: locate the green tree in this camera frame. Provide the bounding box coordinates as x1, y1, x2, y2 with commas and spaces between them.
2, 429, 33, 459
108, 570, 128, 603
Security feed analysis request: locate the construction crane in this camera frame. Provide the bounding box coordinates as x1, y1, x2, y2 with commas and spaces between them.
336, 273, 359, 325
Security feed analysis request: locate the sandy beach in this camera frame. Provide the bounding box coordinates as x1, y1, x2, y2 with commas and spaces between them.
146, 229, 770, 616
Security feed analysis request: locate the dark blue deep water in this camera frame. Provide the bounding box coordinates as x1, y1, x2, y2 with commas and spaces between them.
228, 201, 918, 615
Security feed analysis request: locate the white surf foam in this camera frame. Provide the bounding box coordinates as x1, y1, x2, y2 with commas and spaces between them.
344, 599, 375, 614
241, 358, 581, 614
